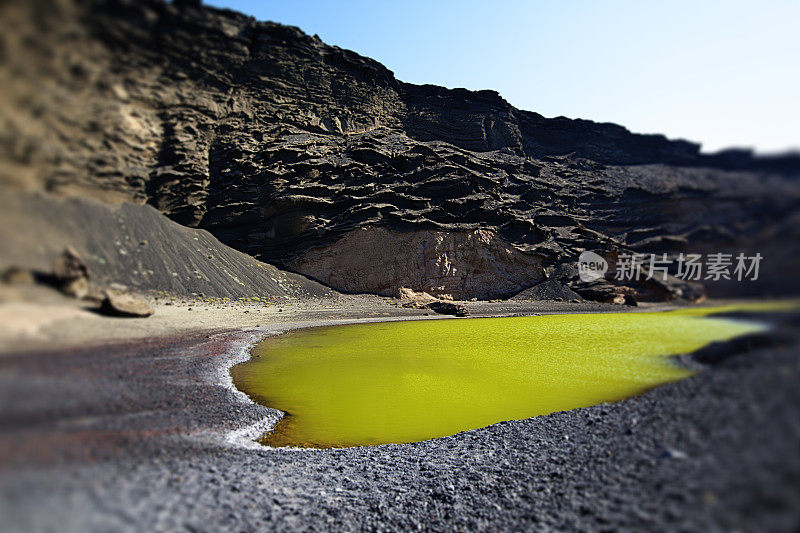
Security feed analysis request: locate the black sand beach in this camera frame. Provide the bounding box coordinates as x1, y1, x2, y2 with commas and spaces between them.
1, 306, 797, 532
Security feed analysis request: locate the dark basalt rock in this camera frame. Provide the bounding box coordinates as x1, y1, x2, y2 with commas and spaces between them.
2, 0, 799, 300
569, 280, 638, 306
424, 301, 470, 317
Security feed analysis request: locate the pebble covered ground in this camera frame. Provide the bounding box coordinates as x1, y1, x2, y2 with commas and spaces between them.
0, 310, 798, 532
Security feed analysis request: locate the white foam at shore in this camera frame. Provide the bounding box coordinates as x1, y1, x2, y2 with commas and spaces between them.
209, 316, 448, 451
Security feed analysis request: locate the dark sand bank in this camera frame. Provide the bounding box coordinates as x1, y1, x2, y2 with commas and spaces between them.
1, 305, 798, 532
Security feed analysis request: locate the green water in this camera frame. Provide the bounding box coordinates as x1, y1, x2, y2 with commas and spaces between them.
231, 304, 785, 448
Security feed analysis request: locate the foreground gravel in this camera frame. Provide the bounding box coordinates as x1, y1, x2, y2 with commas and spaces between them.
0, 311, 798, 532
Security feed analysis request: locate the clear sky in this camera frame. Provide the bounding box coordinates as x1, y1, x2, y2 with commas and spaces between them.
207, 0, 799, 154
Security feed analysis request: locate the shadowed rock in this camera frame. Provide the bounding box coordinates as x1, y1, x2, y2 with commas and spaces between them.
52, 247, 90, 299
424, 301, 469, 317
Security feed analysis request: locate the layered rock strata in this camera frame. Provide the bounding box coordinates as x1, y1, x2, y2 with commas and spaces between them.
1, 0, 798, 300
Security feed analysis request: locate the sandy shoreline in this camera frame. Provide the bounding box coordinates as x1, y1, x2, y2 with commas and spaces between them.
0, 281, 710, 354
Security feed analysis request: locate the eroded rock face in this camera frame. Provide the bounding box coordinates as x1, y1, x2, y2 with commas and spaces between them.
2, 0, 799, 300
290, 227, 545, 300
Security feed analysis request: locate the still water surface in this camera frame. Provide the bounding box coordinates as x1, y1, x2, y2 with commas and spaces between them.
232, 304, 783, 448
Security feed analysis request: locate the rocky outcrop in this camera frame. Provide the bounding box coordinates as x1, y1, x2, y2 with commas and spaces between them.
397, 287, 439, 308
1, 0, 799, 300
290, 227, 545, 300
396, 288, 469, 316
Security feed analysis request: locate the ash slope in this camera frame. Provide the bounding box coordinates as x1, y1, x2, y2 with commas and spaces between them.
0, 190, 332, 299
2, 0, 800, 299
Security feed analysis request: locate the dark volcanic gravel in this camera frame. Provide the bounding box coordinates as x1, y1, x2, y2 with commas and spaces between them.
1, 313, 799, 532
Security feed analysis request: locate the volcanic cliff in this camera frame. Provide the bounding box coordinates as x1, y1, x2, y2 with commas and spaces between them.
2, 0, 799, 301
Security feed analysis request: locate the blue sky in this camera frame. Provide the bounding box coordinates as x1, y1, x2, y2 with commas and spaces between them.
207, 0, 799, 154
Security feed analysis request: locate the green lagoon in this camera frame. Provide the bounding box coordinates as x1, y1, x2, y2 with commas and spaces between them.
232, 304, 789, 448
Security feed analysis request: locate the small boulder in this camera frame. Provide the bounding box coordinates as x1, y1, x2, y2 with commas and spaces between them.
424, 301, 469, 317
572, 280, 637, 306
397, 287, 438, 309
53, 247, 90, 299
100, 291, 155, 318
53, 246, 88, 280
62, 277, 90, 300
398, 287, 469, 316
